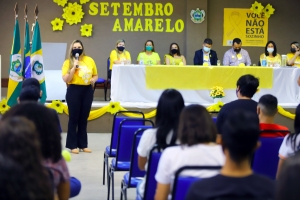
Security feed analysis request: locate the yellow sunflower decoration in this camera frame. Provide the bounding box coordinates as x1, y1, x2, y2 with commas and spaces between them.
207, 101, 224, 112
0, 99, 10, 114
53, 0, 68, 7
62, 2, 85, 25
50, 100, 65, 113
80, 24, 93, 37
51, 18, 64, 31
80, 0, 90, 4
262, 4, 275, 18
107, 102, 121, 114
210, 86, 226, 99
250, 1, 264, 14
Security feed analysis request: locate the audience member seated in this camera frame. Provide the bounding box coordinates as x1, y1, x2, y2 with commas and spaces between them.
0, 155, 33, 200
109, 39, 131, 78
137, 89, 184, 198
186, 110, 275, 200
165, 43, 186, 65
258, 94, 289, 137
19, 77, 62, 133
137, 40, 161, 65
287, 41, 300, 67
223, 38, 251, 66
277, 151, 300, 200
216, 74, 259, 134
0, 117, 53, 200
193, 38, 218, 66
277, 104, 300, 177
260, 41, 281, 67
155, 105, 225, 200
3, 103, 71, 200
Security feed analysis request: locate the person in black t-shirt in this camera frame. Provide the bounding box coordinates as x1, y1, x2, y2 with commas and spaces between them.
186, 110, 275, 200
216, 74, 259, 135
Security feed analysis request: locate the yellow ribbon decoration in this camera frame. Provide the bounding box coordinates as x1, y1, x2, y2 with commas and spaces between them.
45, 101, 296, 121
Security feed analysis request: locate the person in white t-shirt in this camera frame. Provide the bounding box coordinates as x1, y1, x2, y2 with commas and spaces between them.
136, 89, 185, 197
277, 104, 300, 176
154, 105, 225, 200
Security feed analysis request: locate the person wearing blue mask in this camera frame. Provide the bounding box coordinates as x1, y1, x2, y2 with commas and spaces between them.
193, 38, 218, 65
137, 40, 161, 65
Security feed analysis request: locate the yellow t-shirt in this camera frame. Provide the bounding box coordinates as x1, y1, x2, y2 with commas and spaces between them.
287, 53, 300, 67
260, 53, 281, 67
62, 56, 98, 85
165, 55, 184, 65
137, 52, 160, 65
109, 50, 131, 70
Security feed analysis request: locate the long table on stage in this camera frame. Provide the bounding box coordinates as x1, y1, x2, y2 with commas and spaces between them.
111, 65, 300, 107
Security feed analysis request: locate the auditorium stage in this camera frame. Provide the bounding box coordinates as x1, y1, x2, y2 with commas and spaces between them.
57, 100, 297, 133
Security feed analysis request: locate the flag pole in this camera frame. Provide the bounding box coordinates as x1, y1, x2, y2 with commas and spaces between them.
14, 2, 18, 20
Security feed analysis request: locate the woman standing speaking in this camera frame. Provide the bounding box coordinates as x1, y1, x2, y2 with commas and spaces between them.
62, 40, 98, 154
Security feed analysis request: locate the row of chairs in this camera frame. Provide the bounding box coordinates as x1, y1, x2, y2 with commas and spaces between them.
103, 111, 288, 200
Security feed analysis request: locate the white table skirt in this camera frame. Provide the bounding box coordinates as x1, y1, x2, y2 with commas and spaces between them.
111, 65, 300, 108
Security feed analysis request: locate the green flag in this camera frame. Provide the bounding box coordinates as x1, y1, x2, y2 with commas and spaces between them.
31, 21, 47, 103
7, 19, 23, 107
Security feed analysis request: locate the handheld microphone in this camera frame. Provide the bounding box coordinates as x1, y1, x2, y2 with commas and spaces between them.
75, 53, 79, 68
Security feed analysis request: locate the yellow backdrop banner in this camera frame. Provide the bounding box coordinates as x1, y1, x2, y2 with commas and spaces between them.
146, 66, 273, 89
223, 8, 268, 47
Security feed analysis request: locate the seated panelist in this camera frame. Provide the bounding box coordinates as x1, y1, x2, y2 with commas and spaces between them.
287, 41, 300, 67
259, 41, 281, 67
109, 39, 131, 69
165, 43, 186, 65
193, 38, 218, 66
137, 40, 161, 65
223, 38, 251, 66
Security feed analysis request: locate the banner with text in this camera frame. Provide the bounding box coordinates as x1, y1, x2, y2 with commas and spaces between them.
223, 8, 268, 47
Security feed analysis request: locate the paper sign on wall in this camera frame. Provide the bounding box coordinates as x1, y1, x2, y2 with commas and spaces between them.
223, 8, 268, 47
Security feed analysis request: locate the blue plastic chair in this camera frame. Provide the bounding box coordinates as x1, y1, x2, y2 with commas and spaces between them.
94, 77, 106, 96
107, 119, 154, 200
103, 111, 145, 186
171, 166, 222, 200
252, 136, 285, 179
212, 116, 217, 124
136, 145, 164, 200
121, 128, 150, 200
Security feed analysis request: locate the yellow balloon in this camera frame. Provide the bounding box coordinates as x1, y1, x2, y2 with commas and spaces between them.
62, 150, 72, 162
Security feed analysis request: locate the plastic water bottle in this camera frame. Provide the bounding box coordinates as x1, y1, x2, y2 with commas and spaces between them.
281, 55, 287, 67
139, 54, 144, 65
261, 55, 267, 67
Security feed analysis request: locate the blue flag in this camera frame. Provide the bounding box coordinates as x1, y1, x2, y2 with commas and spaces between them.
24, 20, 31, 78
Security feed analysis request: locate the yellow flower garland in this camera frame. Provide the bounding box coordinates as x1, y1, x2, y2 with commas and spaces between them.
0, 99, 296, 121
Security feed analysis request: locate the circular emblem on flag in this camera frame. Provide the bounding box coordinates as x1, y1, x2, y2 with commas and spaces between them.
32, 60, 43, 75
190, 8, 206, 24
10, 54, 23, 82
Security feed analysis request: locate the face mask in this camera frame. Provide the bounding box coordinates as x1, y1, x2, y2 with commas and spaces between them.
146, 46, 153, 51
72, 48, 83, 57
267, 48, 274, 53
203, 46, 211, 52
117, 46, 125, 51
291, 48, 297, 53
234, 48, 241, 53
171, 49, 178, 54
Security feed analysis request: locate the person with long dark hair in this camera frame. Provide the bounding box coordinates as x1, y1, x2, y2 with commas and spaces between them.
2, 103, 70, 200
136, 39, 161, 65
136, 89, 185, 197
277, 151, 300, 200
0, 117, 53, 200
62, 39, 98, 154
277, 104, 300, 175
260, 41, 281, 67
165, 43, 186, 65
155, 105, 224, 199
287, 41, 300, 67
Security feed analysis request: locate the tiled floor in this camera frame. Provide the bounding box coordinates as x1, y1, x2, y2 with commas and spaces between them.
61, 133, 136, 200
